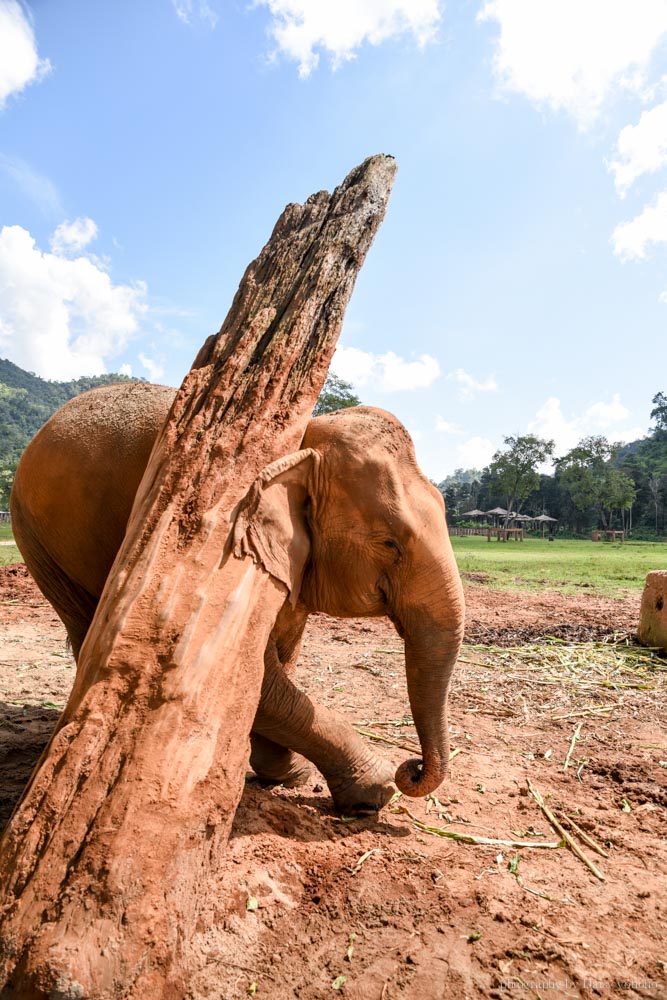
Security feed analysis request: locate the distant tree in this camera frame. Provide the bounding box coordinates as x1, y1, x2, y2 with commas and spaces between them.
313, 372, 361, 416
438, 467, 483, 488
647, 475, 666, 534
629, 397, 667, 531
556, 437, 608, 517
531, 472, 564, 518
0, 462, 15, 510
487, 435, 555, 523
650, 391, 667, 432
556, 436, 636, 530
604, 466, 637, 530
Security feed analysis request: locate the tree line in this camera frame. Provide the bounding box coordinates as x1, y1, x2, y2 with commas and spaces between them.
439, 392, 667, 538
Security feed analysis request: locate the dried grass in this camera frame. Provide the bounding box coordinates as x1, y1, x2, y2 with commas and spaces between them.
458, 639, 666, 702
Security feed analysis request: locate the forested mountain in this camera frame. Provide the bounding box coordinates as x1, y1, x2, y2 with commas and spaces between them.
0, 359, 138, 507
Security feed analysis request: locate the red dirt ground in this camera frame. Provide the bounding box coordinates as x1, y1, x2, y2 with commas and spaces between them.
1, 564, 665, 1000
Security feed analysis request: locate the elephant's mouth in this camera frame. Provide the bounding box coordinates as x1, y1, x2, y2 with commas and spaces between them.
346, 801, 385, 817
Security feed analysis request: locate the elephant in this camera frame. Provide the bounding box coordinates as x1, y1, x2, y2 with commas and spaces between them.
10, 381, 465, 814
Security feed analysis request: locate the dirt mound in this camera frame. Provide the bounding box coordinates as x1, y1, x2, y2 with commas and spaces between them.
0, 563, 43, 603
0, 703, 60, 829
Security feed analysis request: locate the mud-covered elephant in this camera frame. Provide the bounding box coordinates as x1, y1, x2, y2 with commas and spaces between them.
11, 382, 465, 813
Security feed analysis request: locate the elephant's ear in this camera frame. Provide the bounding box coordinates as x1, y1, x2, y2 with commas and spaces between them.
231, 448, 319, 607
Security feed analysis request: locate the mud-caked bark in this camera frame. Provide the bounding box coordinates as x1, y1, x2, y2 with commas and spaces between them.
638, 570, 667, 653
0, 155, 396, 999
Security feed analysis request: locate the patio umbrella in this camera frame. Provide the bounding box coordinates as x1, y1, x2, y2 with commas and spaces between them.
461, 509, 487, 517
534, 513, 558, 537
485, 506, 509, 529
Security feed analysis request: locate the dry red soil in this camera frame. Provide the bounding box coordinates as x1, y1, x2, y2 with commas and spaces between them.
1, 564, 665, 1000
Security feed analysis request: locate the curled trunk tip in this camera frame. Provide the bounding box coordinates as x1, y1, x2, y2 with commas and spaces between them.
394, 756, 446, 798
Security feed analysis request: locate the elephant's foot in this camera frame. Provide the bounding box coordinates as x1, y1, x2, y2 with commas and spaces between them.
325, 756, 396, 816
253, 756, 314, 789
250, 734, 314, 788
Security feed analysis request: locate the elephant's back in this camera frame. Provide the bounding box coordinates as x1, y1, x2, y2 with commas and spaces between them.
46, 382, 176, 459
12, 381, 176, 600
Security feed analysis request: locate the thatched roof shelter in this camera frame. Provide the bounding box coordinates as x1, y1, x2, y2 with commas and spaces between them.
533, 512, 558, 536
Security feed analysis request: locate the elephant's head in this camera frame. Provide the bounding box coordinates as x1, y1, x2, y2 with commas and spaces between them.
233, 405, 465, 799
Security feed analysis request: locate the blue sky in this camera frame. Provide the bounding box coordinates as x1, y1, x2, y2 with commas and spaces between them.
1, 1, 667, 481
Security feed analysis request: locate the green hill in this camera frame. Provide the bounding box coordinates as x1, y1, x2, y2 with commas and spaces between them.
0, 358, 139, 507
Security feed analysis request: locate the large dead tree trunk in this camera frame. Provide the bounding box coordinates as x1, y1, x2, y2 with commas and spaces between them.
0, 155, 396, 999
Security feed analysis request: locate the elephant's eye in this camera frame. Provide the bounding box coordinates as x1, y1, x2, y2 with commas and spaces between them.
383, 539, 400, 555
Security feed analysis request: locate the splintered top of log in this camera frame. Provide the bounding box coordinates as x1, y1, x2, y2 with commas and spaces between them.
141, 153, 397, 523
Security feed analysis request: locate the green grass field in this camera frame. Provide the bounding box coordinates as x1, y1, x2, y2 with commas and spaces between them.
1, 521, 666, 595
451, 535, 667, 597
0, 522, 20, 566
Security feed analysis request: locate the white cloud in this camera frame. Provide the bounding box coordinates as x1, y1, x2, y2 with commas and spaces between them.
528, 394, 645, 455
119, 363, 133, 377
584, 395, 630, 425
0, 224, 147, 380
139, 352, 165, 382
612, 189, 667, 259
256, 0, 441, 77
610, 99, 667, 196
455, 436, 496, 469
447, 367, 498, 399
0, 0, 50, 109
333, 344, 441, 391
172, 1, 218, 27
478, 0, 667, 129
435, 415, 464, 435
50, 217, 99, 256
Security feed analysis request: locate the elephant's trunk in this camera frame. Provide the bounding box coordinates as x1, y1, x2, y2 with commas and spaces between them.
393, 575, 465, 798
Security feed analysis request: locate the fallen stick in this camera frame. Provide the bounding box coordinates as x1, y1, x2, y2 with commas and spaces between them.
556, 811, 609, 858
392, 806, 563, 850
552, 706, 614, 721
349, 848, 382, 875
526, 779, 605, 882
563, 721, 583, 771
354, 727, 420, 752
355, 728, 462, 761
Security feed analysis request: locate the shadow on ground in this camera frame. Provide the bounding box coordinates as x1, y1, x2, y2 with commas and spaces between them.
0, 702, 60, 831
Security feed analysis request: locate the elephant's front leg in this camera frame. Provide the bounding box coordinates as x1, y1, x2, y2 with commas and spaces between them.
249, 732, 313, 787
253, 632, 395, 815
250, 601, 313, 788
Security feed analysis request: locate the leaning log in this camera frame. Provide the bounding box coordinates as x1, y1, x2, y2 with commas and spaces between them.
0, 155, 396, 999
